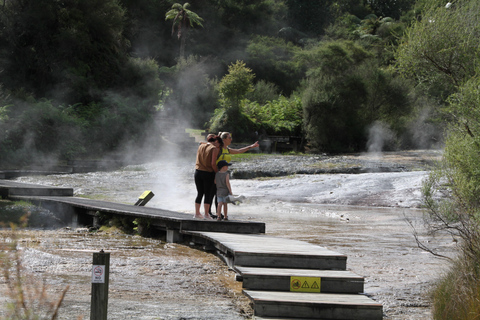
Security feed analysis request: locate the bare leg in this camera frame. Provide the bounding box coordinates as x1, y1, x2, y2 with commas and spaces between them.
194, 203, 203, 219
204, 203, 213, 219
217, 202, 223, 221
224, 203, 228, 220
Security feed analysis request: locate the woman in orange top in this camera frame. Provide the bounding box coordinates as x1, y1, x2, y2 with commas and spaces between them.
194, 135, 222, 219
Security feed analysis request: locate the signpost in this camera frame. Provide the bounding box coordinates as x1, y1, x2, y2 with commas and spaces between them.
90, 250, 110, 320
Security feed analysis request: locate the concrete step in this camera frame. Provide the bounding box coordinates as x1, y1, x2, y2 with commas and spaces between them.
244, 290, 383, 320
184, 232, 347, 270
235, 267, 364, 294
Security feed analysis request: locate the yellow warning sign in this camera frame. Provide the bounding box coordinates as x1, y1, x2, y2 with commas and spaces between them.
139, 190, 153, 199
290, 277, 321, 293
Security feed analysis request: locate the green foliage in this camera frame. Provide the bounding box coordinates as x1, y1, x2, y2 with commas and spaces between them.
402, 2, 480, 314
210, 60, 303, 140
120, 58, 163, 104
245, 80, 280, 105
0, 99, 87, 165
395, 0, 480, 99
0, 64, 161, 166
246, 36, 303, 95
432, 253, 480, 319
285, 0, 336, 36
207, 103, 256, 140
243, 95, 303, 136
422, 74, 480, 319
133, 218, 153, 236
300, 41, 367, 152
218, 60, 255, 110
326, 13, 408, 66
299, 40, 413, 152
357, 61, 412, 129
213, 0, 287, 35
367, 0, 416, 20
0, 0, 131, 104
0, 0, 424, 164
324, 13, 362, 40
425, 76, 480, 229
165, 2, 204, 58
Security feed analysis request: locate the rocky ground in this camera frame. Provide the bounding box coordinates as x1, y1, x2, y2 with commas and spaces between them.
230, 150, 441, 178
0, 149, 452, 319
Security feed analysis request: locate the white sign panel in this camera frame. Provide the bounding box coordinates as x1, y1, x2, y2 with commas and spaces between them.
92, 265, 105, 283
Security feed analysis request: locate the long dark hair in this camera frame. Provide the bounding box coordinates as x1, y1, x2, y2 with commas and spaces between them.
207, 135, 223, 147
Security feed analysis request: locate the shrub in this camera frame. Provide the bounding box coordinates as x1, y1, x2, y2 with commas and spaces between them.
432, 255, 480, 319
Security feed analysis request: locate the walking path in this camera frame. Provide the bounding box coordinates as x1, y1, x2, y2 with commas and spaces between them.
0, 179, 383, 319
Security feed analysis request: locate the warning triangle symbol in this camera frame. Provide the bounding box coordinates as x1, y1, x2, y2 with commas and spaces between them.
301, 281, 309, 288
311, 281, 320, 289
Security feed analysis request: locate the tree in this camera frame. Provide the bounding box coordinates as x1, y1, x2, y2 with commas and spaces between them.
208, 61, 256, 139
246, 36, 303, 95
165, 2, 204, 58
299, 41, 370, 152
367, 0, 416, 20
395, 0, 480, 99
0, 0, 165, 164
218, 60, 255, 111
422, 75, 480, 318
0, 0, 131, 104
285, 0, 335, 36
396, 0, 480, 316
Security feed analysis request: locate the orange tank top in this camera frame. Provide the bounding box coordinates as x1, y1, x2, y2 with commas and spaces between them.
195, 143, 216, 172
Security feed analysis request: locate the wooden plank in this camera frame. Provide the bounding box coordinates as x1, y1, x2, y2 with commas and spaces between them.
235, 267, 364, 293
9, 194, 265, 234
186, 232, 347, 270
244, 290, 383, 320
0, 180, 73, 196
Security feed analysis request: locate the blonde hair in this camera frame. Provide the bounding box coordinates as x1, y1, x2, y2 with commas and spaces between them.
219, 132, 231, 140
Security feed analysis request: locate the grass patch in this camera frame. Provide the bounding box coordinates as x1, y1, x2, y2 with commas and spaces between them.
186, 128, 206, 136
186, 128, 207, 142
432, 253, 480, 319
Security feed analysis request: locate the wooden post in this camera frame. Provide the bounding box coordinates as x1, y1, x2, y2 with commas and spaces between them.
90, 250, 110, 320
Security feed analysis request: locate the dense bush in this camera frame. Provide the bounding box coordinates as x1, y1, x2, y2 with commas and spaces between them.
245, 36, 303, 95
299, 40, 412, 152
408, 1, 480, 317
0, 0, 445, 165
243, 95, 303, 137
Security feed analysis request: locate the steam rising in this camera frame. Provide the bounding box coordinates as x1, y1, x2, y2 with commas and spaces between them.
407, 106, 443, 150
366, 121, 395, 153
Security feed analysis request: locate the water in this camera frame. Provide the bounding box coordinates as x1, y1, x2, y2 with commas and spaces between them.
9, 153, 454, 319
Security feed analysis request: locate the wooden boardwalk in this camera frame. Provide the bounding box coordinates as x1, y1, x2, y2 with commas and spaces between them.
0, 179, 383, 319
185, 231, 383, 319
